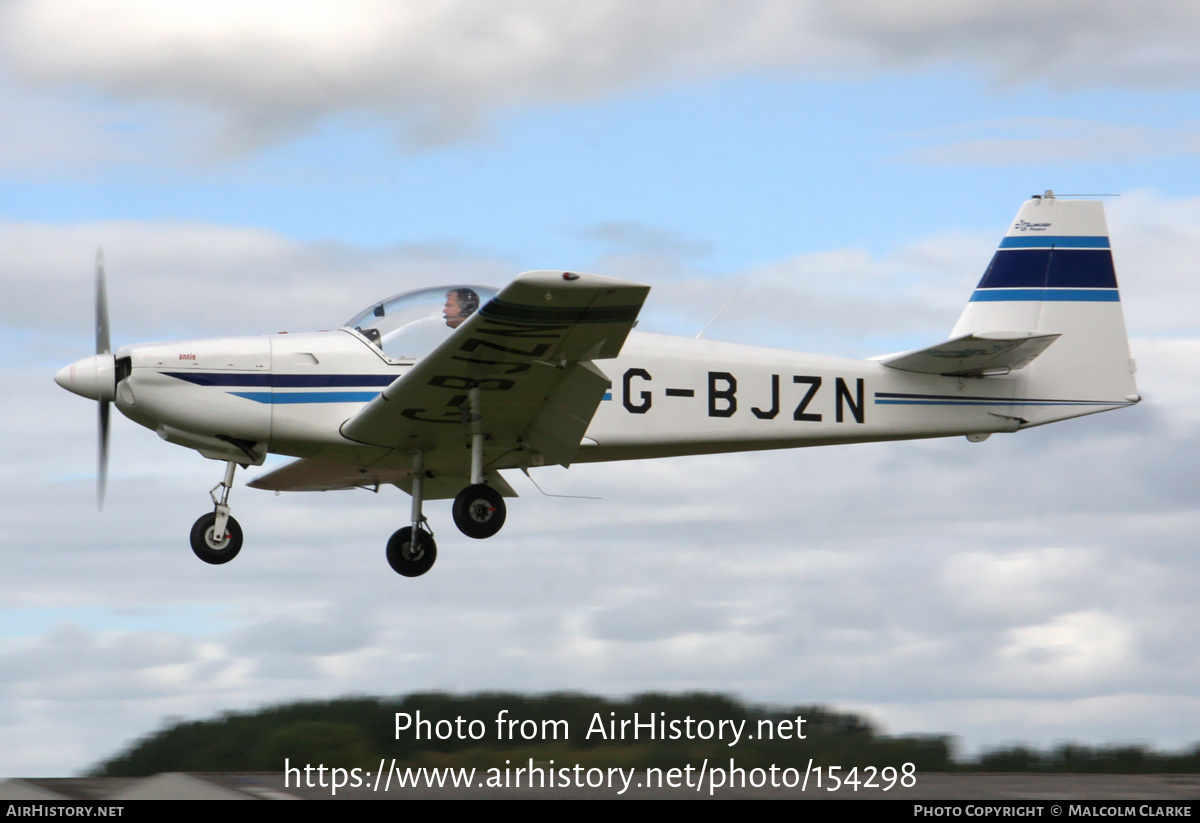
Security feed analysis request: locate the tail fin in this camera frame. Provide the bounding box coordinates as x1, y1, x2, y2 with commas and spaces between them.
950, 193, 1139, 427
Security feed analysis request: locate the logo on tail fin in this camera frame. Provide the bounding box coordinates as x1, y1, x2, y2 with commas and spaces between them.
1013, 219, 1050, 232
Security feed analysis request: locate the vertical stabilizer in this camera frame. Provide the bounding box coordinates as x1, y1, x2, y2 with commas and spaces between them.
951, 194, 1138, 426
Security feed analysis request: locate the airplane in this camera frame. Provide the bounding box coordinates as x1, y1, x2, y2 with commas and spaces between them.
55, 192, 1140, 578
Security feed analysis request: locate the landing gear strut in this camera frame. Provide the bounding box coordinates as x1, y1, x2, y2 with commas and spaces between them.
451, 432, 507, 539
190, 460, 243, 564
387, 451, 437, 577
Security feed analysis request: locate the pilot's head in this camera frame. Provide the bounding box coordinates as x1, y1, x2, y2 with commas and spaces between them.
444, 287, 480, 329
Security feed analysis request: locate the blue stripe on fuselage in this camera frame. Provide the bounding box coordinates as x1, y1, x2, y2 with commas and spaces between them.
164, 372, 396, 388
230, 391, 381, 404
874, 391, 1131, 407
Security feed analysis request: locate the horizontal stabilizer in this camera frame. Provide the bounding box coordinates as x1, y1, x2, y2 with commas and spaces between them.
879, 331, 1060, 377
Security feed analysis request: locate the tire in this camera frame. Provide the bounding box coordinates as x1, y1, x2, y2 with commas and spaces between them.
386, 526, 437, 577
452, 483, 507, 539
190, 513, 243, 565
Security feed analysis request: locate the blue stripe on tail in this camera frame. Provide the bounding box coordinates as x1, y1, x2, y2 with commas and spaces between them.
977, 248, 1117, 290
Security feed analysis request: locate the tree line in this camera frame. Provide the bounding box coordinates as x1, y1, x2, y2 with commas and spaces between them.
90, 692, 1199, 776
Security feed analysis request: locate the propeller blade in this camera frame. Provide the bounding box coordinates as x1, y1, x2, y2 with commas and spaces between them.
96, 246, 111, 510
98, 400, 109, 510
96, 247, 110, 356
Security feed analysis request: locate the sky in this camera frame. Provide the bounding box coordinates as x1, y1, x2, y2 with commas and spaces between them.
3, 1, 1200, 777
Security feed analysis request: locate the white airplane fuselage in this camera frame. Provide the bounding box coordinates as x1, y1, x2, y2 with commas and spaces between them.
109, 325, 1111, 479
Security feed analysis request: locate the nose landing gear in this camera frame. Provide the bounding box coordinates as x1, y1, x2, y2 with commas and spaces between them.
385, 526, 437, 577
190, 460, 244, 565
190, 511, 243, 564
386, 451, 438, 577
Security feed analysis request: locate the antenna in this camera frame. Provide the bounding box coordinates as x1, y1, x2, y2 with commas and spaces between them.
521, 468, 601, 500
1033, 190, 1120, 199
697, 281, 747, 339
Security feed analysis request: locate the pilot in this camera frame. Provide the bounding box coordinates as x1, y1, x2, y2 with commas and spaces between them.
443, 287, 480, 329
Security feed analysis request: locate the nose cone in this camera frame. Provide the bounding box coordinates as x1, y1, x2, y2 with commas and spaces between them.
55, 353, 116, 401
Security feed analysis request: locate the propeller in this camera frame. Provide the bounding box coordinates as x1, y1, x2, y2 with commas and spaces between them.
53, 248, 119, 508
96, 247, 110, 510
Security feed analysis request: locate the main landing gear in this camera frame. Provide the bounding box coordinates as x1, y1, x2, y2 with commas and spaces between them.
452, 484, 505, 539
190, 460, 243, 564
452, 432, 506, 539
384, 436, 508, 577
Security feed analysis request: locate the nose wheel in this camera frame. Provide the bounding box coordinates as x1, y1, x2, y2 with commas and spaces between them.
190, 512, 243, 564
386, 526, 437, 577
190, 460, 245, 565
386, 450, 439, 577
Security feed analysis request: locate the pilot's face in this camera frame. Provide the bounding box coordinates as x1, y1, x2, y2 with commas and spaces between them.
444, 292, 465, 329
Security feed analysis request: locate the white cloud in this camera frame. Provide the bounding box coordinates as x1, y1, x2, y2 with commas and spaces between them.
899, 118, 1200, 167
941, 548, 1099, 622
5, 2, 1200, 150
0, 218, 513, 348
998, 612, 1136, 688
0, 78, 143, 175
1108, 190, 1200, 337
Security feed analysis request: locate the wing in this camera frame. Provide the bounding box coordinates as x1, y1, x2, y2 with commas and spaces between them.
339, 270, 649, 472
246, 452, 517, 499
878, 331, 1060, 377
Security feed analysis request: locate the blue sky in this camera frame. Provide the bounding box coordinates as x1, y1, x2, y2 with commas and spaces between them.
4, 1, 1200, 778
10, 70, 1200, 266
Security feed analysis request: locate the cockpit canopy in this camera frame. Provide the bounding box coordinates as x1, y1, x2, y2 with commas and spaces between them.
343, 285, 497, 360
